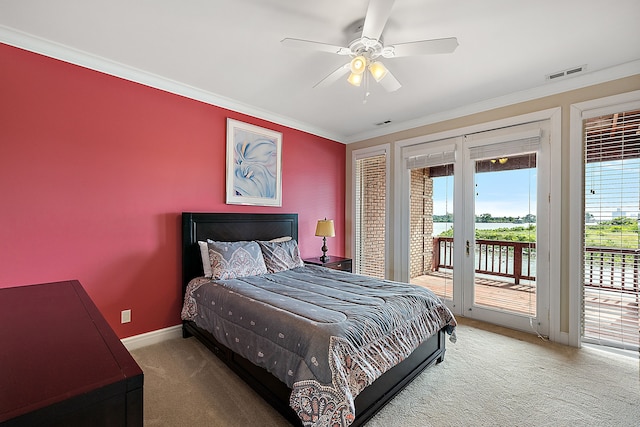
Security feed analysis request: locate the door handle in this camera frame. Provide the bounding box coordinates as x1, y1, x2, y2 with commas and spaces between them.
466, 240, 470, 256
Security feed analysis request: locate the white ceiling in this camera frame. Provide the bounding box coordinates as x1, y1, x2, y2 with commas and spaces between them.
1, 0, 639, 143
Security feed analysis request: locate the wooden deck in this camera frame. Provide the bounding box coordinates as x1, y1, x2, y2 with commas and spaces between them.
411, 271, 536, 316
412, 271, 640, 348
583, 287, 640, 348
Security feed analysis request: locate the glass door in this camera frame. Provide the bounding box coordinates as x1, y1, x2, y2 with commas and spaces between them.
472, 154, 537, 315
462, 123, 550, 335
404, 142, 457, 305
409, 162, 455, 300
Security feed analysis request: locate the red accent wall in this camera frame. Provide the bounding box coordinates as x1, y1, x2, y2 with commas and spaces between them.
0, 43, 346, 338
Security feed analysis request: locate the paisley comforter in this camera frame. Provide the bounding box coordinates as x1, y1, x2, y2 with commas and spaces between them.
181, 265, 456, 427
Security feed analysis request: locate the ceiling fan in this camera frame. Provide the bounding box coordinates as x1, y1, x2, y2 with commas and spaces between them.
281, 0, 458, 93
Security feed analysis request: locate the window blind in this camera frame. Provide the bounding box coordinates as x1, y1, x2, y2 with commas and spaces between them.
468, 129, 542, 161
354, 153, 386, 278
406, 150, 456, 170
582, 108, 640, 352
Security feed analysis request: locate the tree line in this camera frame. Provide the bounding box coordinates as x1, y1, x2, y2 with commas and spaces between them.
433, 213, 536, 223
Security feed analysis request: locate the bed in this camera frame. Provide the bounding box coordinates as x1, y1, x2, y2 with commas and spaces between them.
180, 212, 456, 427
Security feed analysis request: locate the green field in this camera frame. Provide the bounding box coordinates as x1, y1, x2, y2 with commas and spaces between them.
584, 217, 638, 249
438, 225, 536, 242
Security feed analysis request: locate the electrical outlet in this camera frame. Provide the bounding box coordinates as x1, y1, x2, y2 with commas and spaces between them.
121, 309, 131, 324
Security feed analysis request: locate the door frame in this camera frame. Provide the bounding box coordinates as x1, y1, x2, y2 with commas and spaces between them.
399, 137, 463, 312
394, 107, 562, 340
461, 122, 550, 335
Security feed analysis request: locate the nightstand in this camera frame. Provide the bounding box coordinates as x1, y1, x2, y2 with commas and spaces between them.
303, 256, 352, 273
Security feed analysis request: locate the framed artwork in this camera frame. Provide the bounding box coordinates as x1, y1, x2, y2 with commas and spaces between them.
226, 118, 283, 206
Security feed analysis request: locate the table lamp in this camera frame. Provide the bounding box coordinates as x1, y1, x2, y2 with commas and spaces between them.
315, 219, 335, 263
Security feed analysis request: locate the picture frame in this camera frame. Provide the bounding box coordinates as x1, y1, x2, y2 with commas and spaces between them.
226, 118, 283, 207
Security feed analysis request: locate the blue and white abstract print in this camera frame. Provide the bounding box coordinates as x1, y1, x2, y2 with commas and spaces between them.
233, 129, 278, 198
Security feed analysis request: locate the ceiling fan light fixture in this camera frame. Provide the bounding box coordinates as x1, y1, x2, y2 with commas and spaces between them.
368, 61, 388, 82
350, 56, 367, 75
347, 72, 363, 87
282, 0, 460, 94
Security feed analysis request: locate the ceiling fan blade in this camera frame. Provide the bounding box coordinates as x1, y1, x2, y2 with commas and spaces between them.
361, 0, 396, 41
313, 63, 351, 88
377, 68, 401, 92
281, 38, 351, 55
383, 37, 459, 58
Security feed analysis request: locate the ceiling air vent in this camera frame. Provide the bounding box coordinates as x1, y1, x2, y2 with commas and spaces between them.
546, 64, 587, 81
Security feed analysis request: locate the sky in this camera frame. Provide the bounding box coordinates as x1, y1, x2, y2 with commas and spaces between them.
432, 168, 537, 219
432, 158, 640, 221
585, 158, 640, 221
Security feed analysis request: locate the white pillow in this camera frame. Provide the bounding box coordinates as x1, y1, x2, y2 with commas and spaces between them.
269, 236, 292, 243
198, 241, 213, 278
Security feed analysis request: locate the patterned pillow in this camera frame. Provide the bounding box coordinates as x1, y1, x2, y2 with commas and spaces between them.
258, 239, 304, 273
207, 241, 268, 280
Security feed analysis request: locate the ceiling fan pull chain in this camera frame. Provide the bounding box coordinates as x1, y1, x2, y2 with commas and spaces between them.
363, 72, 371, 104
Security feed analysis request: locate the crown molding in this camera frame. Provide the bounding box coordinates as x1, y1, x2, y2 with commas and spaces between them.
2, 25, 638, 145
0, 25, 345, 143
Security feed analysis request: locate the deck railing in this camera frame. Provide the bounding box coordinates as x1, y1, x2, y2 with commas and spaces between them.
432, 237, 640, 295
584, 246, 640, 295
432, 237, 535, 284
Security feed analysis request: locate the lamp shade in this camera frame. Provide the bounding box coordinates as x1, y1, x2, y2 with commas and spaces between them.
347, 72, 363, 87
315, 219, 335, 237
368, 61, 388, 82
350, 56, 367, 74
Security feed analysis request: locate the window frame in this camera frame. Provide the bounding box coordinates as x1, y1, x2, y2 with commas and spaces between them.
352, 144, 390, 278
569, 90, 640, 348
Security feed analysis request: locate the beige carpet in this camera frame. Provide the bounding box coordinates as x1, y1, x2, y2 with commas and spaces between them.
131, 318, 639, 427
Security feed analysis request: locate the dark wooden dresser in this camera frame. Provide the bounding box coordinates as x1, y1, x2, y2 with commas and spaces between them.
0, 280, 143, 426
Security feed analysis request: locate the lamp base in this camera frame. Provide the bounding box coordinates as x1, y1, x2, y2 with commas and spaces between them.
320, 237, 329, 263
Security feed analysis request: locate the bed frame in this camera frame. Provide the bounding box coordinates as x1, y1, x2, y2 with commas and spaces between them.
181, 212, 447, 426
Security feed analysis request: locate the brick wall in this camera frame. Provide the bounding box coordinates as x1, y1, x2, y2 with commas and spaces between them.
409, 168, 434, 279
357, 159, 434, 280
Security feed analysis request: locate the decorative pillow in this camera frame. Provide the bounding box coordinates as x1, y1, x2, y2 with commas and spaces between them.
258, 239, 304, 273
198, 241, 214, 278
207, 241, 267, 280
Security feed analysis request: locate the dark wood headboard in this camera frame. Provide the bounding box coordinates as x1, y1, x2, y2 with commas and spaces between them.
181, 212, 298, 292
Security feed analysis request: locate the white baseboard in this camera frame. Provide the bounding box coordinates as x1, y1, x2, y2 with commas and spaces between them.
121, 324, 183, 351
